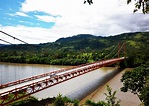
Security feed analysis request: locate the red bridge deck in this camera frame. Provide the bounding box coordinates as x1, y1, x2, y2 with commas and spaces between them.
0, 57, 125, 106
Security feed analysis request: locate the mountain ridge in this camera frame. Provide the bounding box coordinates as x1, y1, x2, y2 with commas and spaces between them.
0, 31, 148, 66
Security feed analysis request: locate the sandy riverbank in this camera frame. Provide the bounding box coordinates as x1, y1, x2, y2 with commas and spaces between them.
80, 68, 141, 106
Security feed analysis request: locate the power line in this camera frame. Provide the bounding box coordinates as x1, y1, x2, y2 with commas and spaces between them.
0, 30, 28, 44
0, 39, 13, 44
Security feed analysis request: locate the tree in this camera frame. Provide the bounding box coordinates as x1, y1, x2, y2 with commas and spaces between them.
84, 0, 149, 14
104, 85, 121, 106
85, 100, 108, 106
84, 0, 93, 5
54, 94, 65, 106
127, 0, 149, 13
121, 64, 149, 105
85, 85, 120, 106
139, 86, 149, 106
53, 94, 79, 106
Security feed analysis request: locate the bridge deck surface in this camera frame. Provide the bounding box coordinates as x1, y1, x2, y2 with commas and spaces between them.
0, 57, 125, 95
0, 62, 101, 94
0, 57, 126, 106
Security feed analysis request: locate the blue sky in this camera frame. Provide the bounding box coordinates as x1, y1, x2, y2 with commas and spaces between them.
0, 0, 149, 44
0, 0, 55, 28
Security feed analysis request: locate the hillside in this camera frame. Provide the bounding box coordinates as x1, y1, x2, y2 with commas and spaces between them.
41, 32, 149, 52
0, 44, 7, 47
0, 32, 149, 67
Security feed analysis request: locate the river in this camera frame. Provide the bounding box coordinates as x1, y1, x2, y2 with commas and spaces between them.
0, 62, 116, 100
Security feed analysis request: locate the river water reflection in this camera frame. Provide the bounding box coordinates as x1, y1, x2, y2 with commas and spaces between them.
0, 62, 115, 100
0, 62, 70, 84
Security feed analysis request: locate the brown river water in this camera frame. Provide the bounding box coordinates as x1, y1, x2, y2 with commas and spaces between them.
0, 62, 116, 100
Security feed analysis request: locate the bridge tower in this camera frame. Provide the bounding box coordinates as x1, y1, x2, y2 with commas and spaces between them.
118, 42, 120, 58
118, 42, 126, 58
123, 43, 126, 59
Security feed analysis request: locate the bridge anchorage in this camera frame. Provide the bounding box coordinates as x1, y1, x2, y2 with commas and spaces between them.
0, 40, 126, 106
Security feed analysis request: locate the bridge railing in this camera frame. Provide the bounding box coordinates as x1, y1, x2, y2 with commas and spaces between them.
0, 60, 101, 89
0, 57, 125, 106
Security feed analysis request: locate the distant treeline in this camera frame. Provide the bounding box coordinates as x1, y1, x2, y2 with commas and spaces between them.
0, 50, 103, 65
0, 32, 149, 67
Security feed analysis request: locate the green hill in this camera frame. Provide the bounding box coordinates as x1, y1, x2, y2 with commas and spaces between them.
0, 32, 148, 67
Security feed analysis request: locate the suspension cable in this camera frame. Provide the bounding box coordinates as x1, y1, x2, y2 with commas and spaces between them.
0, 30, 28, 44
111, 42, 125, 58
0, 39, 13, 44
0, 65, 2, 85
104, 43, 118, 59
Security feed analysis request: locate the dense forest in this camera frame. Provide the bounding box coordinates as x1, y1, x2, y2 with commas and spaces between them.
0, 31, 149, 67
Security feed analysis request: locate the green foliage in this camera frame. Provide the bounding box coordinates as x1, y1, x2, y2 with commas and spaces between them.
85, 85, 120, 106
84, 0, 93, 5
104, 85, 120, 106
11, 96, 38, 106
85, 100, 108, 106
84, 0, 149, 14
53, 94, 79, 106
73, 100, 79, 106
54, 94, 65, 106
127, 0, 149, 14
121, 63, 149, 105
139, 86, 149, 106
121, 66, 148, 94
0, 32, 149, 66
127, 0, 132, 4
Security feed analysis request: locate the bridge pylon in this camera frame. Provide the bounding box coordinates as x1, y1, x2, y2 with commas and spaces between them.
117, 42, 126, 58
123, 43, 126, 59
118, 42, 120, 58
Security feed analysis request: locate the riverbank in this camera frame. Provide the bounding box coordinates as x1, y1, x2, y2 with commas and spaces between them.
80, 68, 141, 106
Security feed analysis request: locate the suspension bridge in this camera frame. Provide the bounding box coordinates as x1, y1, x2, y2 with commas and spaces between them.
0, 31, 127, 106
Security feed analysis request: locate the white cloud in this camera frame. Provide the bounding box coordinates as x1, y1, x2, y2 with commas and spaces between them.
1, 0, 149, 44
20, 0, 142, 35
19, 20, 34, 25
16, 12, 30, 17
0, 25, 58, 44
35, 15, 58, 22
20, 0, 83, 16
8, 12, 30, 17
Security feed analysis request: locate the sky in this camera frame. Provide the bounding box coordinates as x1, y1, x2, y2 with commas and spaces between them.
0, 0, 149, 44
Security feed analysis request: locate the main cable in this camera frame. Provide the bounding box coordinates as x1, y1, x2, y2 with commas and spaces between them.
104, 43, 118, 59
0, 39, 13, 44
111, 42, 125, 58
0, 30, 28, 44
